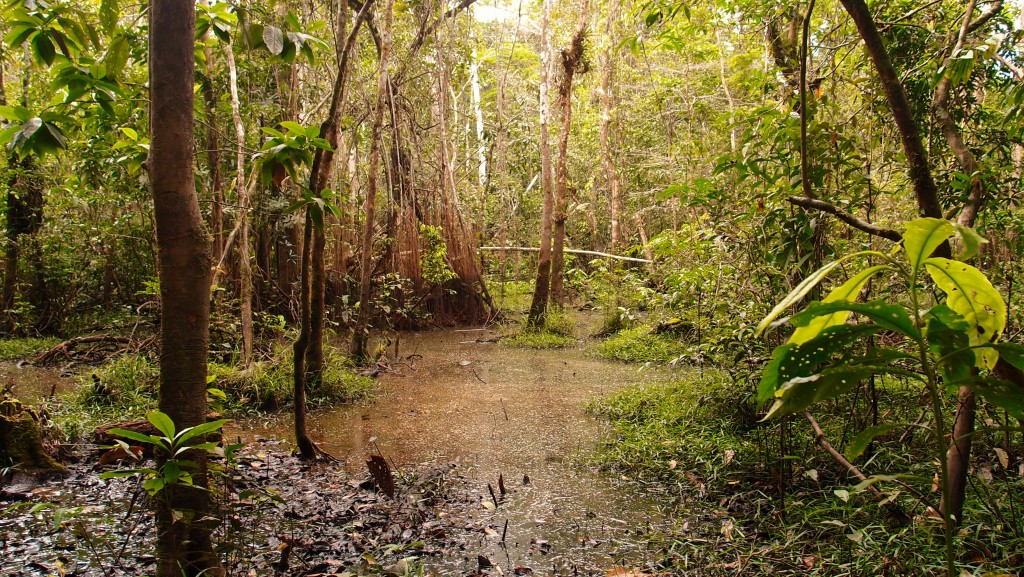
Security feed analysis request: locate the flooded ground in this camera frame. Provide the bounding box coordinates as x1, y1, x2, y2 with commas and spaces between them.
235, 328, 676, 575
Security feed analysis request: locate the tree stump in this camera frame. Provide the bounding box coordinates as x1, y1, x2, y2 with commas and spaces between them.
0, 397, 66, 475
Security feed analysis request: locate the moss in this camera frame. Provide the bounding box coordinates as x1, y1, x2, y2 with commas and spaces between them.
0, 398, 66, 474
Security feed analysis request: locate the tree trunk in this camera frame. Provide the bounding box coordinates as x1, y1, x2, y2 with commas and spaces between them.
550, 0, 590, 307
600, 0, 622, 250
526, 0, 554, 328
352, 0, 393, 361
148, 1, 221, 575
224, 40, 254, 366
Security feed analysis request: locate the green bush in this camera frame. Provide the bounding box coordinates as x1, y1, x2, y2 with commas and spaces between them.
595, 326, 688, 364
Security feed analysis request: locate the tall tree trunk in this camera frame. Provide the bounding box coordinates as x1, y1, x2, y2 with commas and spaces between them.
600, 0, 622, 250
352, 0, 393, 361
225, 40, 254, 366
526, 0, 554, 327
149, 2, 221, 575
550, 0, 590, 307
201, 28, 224, 257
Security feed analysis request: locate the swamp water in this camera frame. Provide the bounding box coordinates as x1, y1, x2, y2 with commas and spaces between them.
236, 328, 676, 574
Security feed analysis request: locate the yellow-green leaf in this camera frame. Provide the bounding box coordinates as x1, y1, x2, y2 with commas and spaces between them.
903, 218, 954, 273
924, 257, 1006, 368
789, 265, 893, 344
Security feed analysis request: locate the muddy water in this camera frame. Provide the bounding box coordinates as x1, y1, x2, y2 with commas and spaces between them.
236, 329, 673, 575
0, 362, 78, 404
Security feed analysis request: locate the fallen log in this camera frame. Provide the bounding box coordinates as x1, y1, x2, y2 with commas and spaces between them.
477, 246, 652, 264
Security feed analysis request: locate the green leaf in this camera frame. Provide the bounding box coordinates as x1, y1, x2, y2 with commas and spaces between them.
279, 120, 305, 134
925, 304, 973, 389
99, 468, 154, 479
31, 33, 56, 66
104, 428, 159, 445
162, 460, 182, 485
756, 260, 843, 336
791, 299, 919, 341
963, 375, 1024, 419
789, 265, 894, 344
903, 218, 954, 273
844, 424, 904, 461
759, 324, 879, 403
924, 257, 1006, 368
263, 25, 284, 55
175, 419, 228, 445
147, 410, 176, 439
989, 342, 1024, 372
764, 364, 878, 420
953, 223, 987, 261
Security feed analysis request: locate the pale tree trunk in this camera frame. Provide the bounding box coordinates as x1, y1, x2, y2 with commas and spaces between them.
352, 0, 393, 361
224, 40, 254, 366
149, 1, 221, 575
201, 39, 224, 257
526, 0, 554, 327
600, 0, 622, 250
550, 0, 590, 307
471, 45, 487, 240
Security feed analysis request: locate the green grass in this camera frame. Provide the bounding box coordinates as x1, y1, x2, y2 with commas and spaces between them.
595, 326, 689, 364
0, 337, 62, 360
500, 308, 578, 349
49, 343, 376, 442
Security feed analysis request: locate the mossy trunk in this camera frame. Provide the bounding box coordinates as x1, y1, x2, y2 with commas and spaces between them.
0, 401, 65, 475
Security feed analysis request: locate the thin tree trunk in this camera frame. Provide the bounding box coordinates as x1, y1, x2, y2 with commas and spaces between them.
149, 1, 220, 574
352, 0, 393, 361
224, 40, 254, 366
550, 0, 590, 307
600, 0, 622, 250
526, 0, 554, 327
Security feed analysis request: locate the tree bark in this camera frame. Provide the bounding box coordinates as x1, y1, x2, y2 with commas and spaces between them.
224, 40, 254, 366
352, 0, 393, 361
526, 0, 554, 328
149, 1, 221, 574
550, 0, 590, 307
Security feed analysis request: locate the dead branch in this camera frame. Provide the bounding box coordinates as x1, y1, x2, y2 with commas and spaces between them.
786, 196, 902, 242
34, 335, 151, 366
478, 246, 652, 264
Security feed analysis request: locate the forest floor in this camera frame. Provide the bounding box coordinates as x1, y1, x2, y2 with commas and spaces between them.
1, 326, 691, 577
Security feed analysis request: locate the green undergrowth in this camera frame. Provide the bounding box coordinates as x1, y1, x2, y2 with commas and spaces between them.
0, 337, 62, 360
500, 309, 578, 349
595, 326, 689, 363
50, 343, 375, 442
590, 373, 1024, 575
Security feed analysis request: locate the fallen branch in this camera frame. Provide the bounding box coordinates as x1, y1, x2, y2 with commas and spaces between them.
33, 335, 151, 366
804, 411, 883, 497
786, 196, 902, 242
478, 246, 652, 264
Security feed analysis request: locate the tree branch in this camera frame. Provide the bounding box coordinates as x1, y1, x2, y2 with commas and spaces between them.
786, 196, 902, 242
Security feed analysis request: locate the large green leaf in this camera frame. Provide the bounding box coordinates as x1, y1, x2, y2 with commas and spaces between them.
790, 299, 919, 341
758, 324, 879, 403
924, 304, 973, 389
924, 257, 1006, 368
989, 342, 1024, 372
789, 266, 894, 344
764, 365, 876, 420
953, 224, 987, 261
176, 419, 229, 445
956, 375, 1024, 420
147, 410, 176, 439
755, 260, 843, 336
903, 218, 954, 273
263, 26, 284, 55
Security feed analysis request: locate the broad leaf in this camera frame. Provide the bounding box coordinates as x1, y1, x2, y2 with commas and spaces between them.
758, 324, 879, 403
955, 375, 1024, 420
924, 257, 1006, 368
924, 305, 973, 389
756, 260, 843, 336
844, 424, 905, 461
263, 26, 284, 55
903, 218, 954, 273
791, 299, 918, 341
106, 427, 159, 445
175, 419, 229, 445
147, 410, 176, 438
789, 266, 894, 344
764, 365, 878, 420
988, 342, 1024, 372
